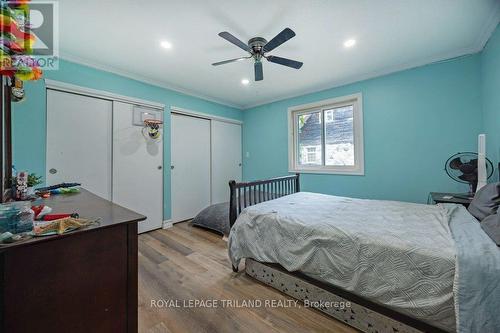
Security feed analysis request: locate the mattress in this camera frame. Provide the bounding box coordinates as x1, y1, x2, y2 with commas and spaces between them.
228, 192, 457, 331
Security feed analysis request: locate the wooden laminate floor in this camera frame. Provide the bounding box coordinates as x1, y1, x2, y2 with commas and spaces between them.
138, 221, 357, 333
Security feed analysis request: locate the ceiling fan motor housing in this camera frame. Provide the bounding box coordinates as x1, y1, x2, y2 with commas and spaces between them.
248, 37, 268, 54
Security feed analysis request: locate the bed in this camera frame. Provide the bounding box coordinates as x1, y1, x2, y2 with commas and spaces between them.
227, 174, 500, 333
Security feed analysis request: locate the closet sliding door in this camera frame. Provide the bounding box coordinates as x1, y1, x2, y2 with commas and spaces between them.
171, 113, 211, 223
46, 90, 112, 200
211, 121, 242, 204
112, 102, 164, 233
47, 87, 164, 234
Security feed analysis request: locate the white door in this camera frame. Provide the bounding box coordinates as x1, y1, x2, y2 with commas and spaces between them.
46, 90, 112, 200
112, 102, 164, 233
211, 121, 242, 204
171, 113, 211, 223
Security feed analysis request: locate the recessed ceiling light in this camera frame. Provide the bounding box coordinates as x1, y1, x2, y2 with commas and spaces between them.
160, 40, 172, 49
241, 79, 250, 85
344, 39, 356, 48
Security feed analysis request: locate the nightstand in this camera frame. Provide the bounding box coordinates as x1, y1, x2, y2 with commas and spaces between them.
429, 192, 473, 207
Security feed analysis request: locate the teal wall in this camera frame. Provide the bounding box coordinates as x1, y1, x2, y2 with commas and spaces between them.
12, 59, 243, 219
242, 55, 483, 203
481, 24, 500, 182
13, 25, 500, 215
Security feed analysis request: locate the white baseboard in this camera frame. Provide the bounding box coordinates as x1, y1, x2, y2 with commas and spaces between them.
162, 220, 173, 229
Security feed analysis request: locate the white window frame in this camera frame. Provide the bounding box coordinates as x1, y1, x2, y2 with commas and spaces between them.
288, 93, 364, 175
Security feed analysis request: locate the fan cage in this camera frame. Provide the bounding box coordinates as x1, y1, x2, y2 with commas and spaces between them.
444, 152, 494, 186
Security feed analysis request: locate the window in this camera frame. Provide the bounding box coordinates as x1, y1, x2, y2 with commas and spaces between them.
306, 147, 318, 164
288, 93, 364, 175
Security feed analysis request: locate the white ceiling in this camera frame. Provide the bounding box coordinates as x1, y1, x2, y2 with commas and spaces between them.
58, 0, 500, 109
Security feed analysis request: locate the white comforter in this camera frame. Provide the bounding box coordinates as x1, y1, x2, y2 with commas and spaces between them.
229, 192, 456, 331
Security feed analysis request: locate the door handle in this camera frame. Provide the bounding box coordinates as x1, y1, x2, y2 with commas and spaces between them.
238, 163, 242, 167
170, 165, 174, 170
158, 166, 163, 170
49, 168, 57, 174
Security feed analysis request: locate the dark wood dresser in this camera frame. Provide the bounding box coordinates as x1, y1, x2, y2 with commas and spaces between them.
0, 189, 146, 333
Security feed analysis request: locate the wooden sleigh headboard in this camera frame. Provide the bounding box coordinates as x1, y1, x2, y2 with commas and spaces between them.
228, 174, 300, 228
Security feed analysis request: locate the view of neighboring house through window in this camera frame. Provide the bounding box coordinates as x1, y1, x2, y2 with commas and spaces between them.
297, 111, 322, 165
325, 110, 334, 122
325, 106, 355, 166
290, 93, 364, 175
306, 147, 318, 163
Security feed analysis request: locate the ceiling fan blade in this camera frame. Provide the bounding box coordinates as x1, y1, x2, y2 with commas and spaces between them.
459, 163, 476, 174
266, 55, 303, 69
263, 28, 296, 53
218, 32, 251, 52
449, 157, 463, 170
255, 61, 263, 81
212, 57, 250, 66
459, 174, 477, 182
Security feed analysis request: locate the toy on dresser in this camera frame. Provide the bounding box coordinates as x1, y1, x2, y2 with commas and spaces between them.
15, 171, 29, 200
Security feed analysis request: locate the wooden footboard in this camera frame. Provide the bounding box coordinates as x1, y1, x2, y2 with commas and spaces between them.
228, 173, 300, 228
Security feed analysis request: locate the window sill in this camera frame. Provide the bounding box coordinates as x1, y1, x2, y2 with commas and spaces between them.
289, 168, 365, 176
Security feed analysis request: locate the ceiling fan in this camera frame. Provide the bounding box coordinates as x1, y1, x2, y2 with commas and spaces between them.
212, 28, 303, 81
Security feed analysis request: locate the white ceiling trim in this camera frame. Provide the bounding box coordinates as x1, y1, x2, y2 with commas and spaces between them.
45, 78, 165, 109
171, 106, 243, 125
241, 45, 481, 109
245, 7, 498, 110
241, 8, 500, 109
244, 15, 500, 110
473, 1, 500, 51
59, 51, 244, 110
61, 44, 481, 111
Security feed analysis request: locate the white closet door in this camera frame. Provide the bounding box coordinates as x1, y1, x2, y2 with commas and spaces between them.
171, 114, 211, 223
112, 102, 163, 233
46, 90, 112, 200
211, 121, 242, 204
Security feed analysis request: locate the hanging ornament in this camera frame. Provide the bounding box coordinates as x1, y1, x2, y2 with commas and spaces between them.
11, 76, 24, 102
143, 119, 163, 140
